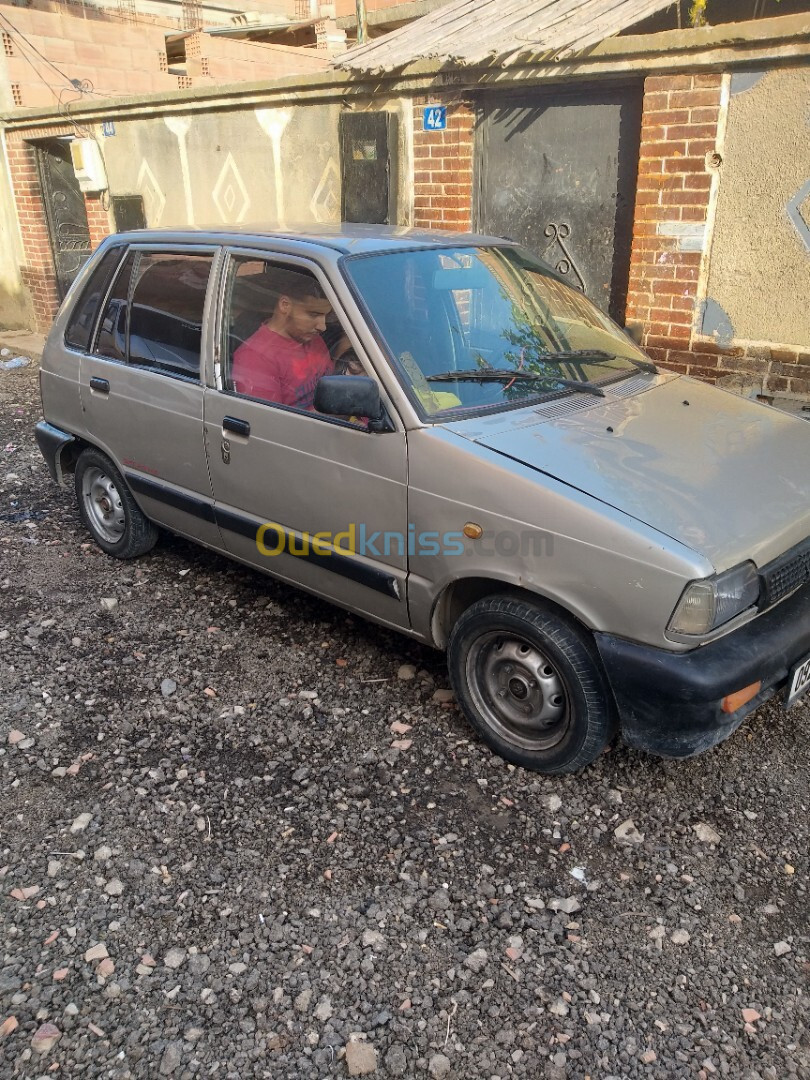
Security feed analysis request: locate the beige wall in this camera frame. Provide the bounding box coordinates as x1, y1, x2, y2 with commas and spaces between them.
702, 67, 810, 350
96, 96, 411, 232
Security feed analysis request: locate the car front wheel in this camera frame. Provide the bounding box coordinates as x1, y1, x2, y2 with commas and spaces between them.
447, 595, 616, 774
74, 447, 158, 559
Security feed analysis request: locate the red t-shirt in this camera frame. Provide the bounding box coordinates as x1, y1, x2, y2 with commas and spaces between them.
232, 325, 332, 411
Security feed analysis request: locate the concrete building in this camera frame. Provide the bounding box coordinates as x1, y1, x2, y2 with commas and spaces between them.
0, 0, 330, 111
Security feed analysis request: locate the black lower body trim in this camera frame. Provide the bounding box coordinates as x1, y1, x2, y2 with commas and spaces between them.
126, 472, 216, 523
213, 507, 401, 600
595, 579, 810, 758
123, 472, 400, 602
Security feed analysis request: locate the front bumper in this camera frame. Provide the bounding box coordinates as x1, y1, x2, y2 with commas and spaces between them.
595, 579, 810, 758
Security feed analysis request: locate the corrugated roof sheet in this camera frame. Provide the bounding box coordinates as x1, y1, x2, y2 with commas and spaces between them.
335, 0, 678, 71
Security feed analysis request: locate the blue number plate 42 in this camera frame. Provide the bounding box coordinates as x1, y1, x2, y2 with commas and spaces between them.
787, 651, 810, 708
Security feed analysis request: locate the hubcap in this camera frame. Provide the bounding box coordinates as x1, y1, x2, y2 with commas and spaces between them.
82, 467, 125, 544
466, 633, 569, 751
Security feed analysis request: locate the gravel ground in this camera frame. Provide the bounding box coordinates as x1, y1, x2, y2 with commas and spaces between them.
1, 360, 808, 1080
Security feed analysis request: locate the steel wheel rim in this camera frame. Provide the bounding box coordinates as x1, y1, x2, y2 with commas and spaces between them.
82, 466, 126, 544
465, 632, 570, 751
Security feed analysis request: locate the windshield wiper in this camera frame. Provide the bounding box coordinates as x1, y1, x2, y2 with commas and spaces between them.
426, 369, 606, 398
532, 349, 657, 374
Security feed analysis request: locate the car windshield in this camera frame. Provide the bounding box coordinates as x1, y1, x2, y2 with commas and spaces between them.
344, 245, 654, 417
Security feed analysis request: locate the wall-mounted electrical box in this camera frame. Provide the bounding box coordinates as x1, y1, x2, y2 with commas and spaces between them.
69, 138, 108, 193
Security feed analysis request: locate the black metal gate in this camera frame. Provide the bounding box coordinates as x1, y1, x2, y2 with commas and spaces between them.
475, 84, 642, 321
36, 139, 92, 299
340, 112, 397, 225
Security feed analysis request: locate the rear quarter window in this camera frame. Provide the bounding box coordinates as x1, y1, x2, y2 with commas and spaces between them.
64, 246, 124, 352
128, 253, 212, 380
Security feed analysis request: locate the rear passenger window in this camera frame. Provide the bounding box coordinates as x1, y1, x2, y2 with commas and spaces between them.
64, 246, 123, 352
128, 253, 212, 379
92, 250, 213, 379
95, 251, 135, 362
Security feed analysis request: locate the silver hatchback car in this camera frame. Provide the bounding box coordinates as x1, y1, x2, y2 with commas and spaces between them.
36, 226, 810, 774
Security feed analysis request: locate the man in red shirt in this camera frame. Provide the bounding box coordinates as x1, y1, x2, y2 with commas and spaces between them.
232, 276, 334, 411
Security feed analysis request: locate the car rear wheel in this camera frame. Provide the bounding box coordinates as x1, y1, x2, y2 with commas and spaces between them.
75, 448, 158, 559
447, 595, 616, 774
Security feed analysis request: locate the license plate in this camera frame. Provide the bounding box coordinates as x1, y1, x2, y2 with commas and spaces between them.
787, 651, 810, 708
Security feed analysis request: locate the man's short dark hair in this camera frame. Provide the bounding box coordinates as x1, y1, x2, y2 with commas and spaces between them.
268, 268, 326, 306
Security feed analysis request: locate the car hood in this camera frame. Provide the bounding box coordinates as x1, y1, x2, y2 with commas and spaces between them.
448, 374, 810, 570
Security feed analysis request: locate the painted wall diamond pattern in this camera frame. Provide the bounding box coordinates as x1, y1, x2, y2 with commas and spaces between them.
787, 178, 810, 253
310, 158, 340, 223
137, 160, 166, 225
213, 153, 251, 224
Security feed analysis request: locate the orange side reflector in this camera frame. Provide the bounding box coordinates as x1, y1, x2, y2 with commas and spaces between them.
721, 681, 762, 714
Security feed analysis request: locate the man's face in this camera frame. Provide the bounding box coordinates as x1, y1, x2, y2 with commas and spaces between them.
278, 294, 332, 344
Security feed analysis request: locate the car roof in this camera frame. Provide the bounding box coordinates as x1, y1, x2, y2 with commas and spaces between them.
107, 222, 512, 256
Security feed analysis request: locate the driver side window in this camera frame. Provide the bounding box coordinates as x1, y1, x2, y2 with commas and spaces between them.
221, 255, 369, 420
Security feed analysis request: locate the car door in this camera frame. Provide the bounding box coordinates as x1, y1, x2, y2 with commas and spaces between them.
79, 245, 223, 549
203, 249, 410, 630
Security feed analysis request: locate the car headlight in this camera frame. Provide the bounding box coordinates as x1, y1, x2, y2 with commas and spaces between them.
668, 561, 760, 637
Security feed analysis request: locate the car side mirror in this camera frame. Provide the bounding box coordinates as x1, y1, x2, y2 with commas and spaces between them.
314, 375, 390, 432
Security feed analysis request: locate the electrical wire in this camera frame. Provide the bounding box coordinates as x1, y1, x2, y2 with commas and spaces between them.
1, 0, 326, 115
0, 10, 80, 90
0, 18, 65, 106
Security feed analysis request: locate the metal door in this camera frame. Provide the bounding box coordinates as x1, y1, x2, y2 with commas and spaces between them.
340, 112, 397, 224
112, 195, 146, 232
35, 139, 92, 299
475, 84, 642, 321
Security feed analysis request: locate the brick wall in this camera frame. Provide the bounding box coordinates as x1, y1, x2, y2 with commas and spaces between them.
626, 73, 723, 380
84, 194, 112, 248
6, 134, 62, 333
5, 127, 114, 332
626, 73, 810, 394
412, 99, 474, 232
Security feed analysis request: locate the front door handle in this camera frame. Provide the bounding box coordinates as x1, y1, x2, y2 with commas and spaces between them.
222, 416, 250, 438
89, 377, 110, 394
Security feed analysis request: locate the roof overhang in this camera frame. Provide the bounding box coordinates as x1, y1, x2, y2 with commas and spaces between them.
335, 0, 693, 71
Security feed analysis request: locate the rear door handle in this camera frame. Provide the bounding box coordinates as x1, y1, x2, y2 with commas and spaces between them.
89, 377, 110, 394
222, 416, 250, 438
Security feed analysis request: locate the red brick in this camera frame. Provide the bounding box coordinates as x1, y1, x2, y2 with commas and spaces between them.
642, 108, 690, 126
642, 92, 670, 111
670, 295, 697, 312
646, 75, 693, 92
673, 89, 721, 109
682, 174, 713, 191
687, 139, 717, 157
643, 140, 689, 158
640, 124, 668, 142
690, 107, 720, 124
693, 73, 722, 88
679, 206, 708, 222
666, 123, 718, 141
663, 157, 707, 174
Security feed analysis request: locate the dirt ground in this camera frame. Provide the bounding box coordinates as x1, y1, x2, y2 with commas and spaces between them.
1, 359, 808, 1079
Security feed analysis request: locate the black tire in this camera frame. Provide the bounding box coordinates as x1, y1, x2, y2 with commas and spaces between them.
74, 447, 158, 559
447, 595, 616, 774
